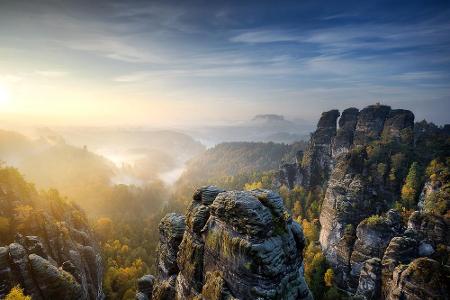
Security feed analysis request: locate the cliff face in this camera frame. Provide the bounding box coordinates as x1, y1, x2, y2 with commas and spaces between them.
0, 168, 104, 299
278, 104, 449, 299
145, 186, 312, 300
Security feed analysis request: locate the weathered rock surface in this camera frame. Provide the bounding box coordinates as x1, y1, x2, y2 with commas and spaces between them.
278, 162, 303, 189
386, 257, 448, 300
317, 105, 425, 293
29, 254, 83, 299
301, 109, 340, 188
332, 107, 359, 158
319, 148, 384, 290
156, 213, 186, 280
0, 235, 103, 300
136, 275, 155, 300
0, 180, 104, 299
353, 104, 391, 146
381, 109, 415, 144
407, 211, 449, 245
152, 186, 313, 300
350, 211, 403, 283
275, 104, 449, 298
355, 258, 382, 300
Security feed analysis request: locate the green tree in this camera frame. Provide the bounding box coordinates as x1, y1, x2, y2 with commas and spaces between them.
400, 162, 422, 208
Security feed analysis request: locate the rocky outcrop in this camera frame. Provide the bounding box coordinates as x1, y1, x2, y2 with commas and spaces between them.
278, 162, 303, 190
319, 148, 379, 290
350, 211, 403, 284
156, 213, 186, 280
355, 258, 382, 300
381, 109, 415, 144
136, 275, 155, 300
174, 186, 224, 298
332, 107, 359, 158
0, 232, 103, 300
301, 109, 340, 188
272, 103, 450, 298
317, 104, 421, 292
353, 104, 391, 146
381, 235, 419, 298
407, 211, 449, 246
152, 186, 313, 300
386, 257, 448, 300
29, 254, 83, 299
0, 174, 104, 299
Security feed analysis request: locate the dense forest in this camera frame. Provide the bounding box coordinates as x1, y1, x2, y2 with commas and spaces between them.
174, 141, 306, 203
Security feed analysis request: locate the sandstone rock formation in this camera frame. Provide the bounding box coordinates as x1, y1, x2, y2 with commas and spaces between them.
355, 258, 382, 300
136, 275, 155, 300
301, 109, 340, 188
0, 172, 104, 299
332, 107, 359, 158
386, 257, 448, 300
0, 233, 103, 299
151, 186, 313, 300
277, 104, 449, 298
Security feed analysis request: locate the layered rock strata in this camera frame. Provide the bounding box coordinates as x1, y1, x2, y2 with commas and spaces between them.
151, 186, 313, 300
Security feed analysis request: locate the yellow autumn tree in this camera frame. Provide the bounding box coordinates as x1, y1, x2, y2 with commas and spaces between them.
244, 181, 263, 191
324, 268, 334, 287
5, 286, 31, 300
95, 217, 114, 241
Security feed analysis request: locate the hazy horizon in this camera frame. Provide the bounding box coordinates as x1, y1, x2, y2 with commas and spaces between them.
1, 0, 449, 127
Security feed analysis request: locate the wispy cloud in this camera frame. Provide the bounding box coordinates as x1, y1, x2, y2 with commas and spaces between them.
391, 71, 446, 81
230, 22, 450, 54
230, 30, 300, 43
64, 37, 165, 63
35, 70, 68, 77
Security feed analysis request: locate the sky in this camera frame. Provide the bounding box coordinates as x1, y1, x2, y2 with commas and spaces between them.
0, 0, 449, 127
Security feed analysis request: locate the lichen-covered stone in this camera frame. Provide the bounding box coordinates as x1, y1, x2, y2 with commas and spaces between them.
301, 109, 340, 187
136, 274, 154, 300
193, 186, 226, 206
2, 219, 106, 299
333, 107, 359, 158
153, 275, 177, 300
350, 211, 403, 283
0, 246, 12, 298
29, 254, 83, 299
386, 257, 449, 300
381, 236, 419, 298
319, 149, 381, 289
199, 271, 235, 300
353, 104, 391, 146
9, 243, 43, 299
355, 258, 381, 300
156, 213, 186, 280
407, 211, 449, 245
151, 188, 312, 300
203, 189, 311, 299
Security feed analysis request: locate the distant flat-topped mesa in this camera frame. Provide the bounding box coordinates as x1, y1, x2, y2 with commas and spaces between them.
278, 104, 415, 189
137, 186, 313, 300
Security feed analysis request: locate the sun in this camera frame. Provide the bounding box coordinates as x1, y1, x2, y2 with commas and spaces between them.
0, 84, 11, 106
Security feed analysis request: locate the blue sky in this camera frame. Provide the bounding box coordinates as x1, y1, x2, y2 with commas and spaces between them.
0, 0, 449, 126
